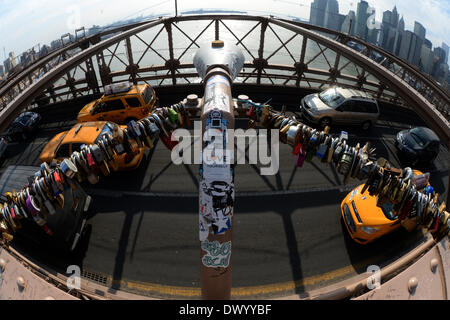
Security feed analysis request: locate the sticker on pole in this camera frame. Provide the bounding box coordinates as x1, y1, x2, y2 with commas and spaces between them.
201, 240, 232, 268
199, 179, 234, 237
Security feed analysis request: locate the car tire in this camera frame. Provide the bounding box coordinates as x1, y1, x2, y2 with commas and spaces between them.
319, 117, 332, 128
361, 121, 372, 131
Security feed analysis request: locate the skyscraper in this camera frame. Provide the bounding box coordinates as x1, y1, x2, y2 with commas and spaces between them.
324, 0, 343, 31
420, 44, 433, 74
382, 10, 392, 28
3, 52, 17, 74
398, 31, 421, 66
424, 39, 432, 49
355, 0, 369, 40
398, 16, 405, 32
309, 0, 328, 27
341, 10, 356, 36
367, 28, 380, 45
442, 42, 449, 64
383, 27, 400, 53
414, 22, 426, 40
391, 6, 399, 28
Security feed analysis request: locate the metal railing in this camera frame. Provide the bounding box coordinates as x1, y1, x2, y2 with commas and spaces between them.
0, 14, 448, 144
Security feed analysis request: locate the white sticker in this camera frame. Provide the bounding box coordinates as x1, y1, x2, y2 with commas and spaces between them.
201, 240, 232, 268
199, 203, 210, 242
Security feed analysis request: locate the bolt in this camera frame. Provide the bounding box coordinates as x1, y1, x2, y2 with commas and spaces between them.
407, 277, 418, 293
0, 258, 6, 272
430, 258, 438, 273
17, 276, 25, 289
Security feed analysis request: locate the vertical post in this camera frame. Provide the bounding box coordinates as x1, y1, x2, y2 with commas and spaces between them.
125, 37, 137, 85
175, 0, 178, 17
256, 20, 268, 85
165, 21, 177, 86
194, 40, 244, 300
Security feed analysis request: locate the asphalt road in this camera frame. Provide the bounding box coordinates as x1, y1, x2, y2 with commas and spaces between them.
1, 97, 448, 299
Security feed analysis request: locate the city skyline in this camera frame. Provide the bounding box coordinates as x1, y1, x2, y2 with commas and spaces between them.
0, 0, 449, 60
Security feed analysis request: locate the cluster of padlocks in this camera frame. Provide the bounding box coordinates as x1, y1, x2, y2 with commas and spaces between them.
0, 103, 190, 245
248, 104, 449, 240
0, 100, 448, 246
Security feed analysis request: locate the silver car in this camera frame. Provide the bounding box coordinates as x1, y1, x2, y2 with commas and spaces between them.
300, 87, 380, 130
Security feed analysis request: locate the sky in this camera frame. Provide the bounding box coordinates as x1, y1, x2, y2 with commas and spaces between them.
0, 0, 449, 60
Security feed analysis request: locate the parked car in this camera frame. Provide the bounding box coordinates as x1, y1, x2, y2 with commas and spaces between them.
5, 111, 41, 141
341, 169, 428, 245
77, 82, 158, 124
300, 86, 379, 130
395, 127, 440, 166
40, 121, 145, 171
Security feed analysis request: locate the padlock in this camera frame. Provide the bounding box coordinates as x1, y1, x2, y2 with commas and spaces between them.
316, 136, 330, 160
37, 178, 56, 215
98, 139, 113, 163
60, 158, 78, 179
333, 141, 346, 164
86, 148, 98, 172
412, 172, 430, 190
293, 142, 302, 156
326, 137, 338, 164
151, 114, 168, 136
148, 121, 160, 137
139, 122, 153, 149
127, 121, 143, 147
338, 146, 353, 175
160, 131, 179, 151
260, 105, 270, 127
296, 146, 306, 168
114, 142, 126, 155
305, 130, 319, 163
90, 145, 110, 177
48, 172, 62, 196
168, 108, 179, 125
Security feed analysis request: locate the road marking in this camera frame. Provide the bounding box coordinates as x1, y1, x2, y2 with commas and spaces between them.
103, 255, 383, 299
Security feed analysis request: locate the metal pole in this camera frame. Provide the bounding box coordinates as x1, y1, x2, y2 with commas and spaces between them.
194, 40, 244, 300
175, 0, 178, 17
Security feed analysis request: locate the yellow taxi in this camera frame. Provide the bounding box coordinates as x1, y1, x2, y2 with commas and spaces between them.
77, 82, 157, 124
40, 121, 145, 171
340, 170, 428, 244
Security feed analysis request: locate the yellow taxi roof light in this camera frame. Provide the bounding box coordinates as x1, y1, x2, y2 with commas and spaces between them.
104, 82, 133, 96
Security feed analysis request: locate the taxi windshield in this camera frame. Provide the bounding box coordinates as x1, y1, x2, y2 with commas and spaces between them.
381, 201, 398, 220
142, 86, 153, 104
319, 88, 345, 108
409, 128, 427, 147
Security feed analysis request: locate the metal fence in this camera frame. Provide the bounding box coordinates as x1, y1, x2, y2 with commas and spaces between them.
0, 15, 449, 142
